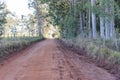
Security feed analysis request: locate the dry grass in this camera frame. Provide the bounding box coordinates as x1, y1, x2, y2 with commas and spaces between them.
62, 37, 120, 78
0, 36, 43, 58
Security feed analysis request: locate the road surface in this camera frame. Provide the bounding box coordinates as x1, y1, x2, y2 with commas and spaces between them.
0, 39, 116, 80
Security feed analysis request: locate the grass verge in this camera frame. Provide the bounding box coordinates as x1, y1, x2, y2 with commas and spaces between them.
0, 36, 44, 60
62, 37, 120, 79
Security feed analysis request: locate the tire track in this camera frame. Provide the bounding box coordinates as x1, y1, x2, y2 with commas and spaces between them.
0, 39, 116, 80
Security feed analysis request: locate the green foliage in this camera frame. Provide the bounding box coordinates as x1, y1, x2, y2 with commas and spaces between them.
32, 0, 120, 38
0, 1, 7, 36
48, 0, 70, 26
48, 0, 78, 38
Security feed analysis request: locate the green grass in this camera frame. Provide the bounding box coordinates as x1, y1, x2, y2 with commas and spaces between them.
0, 36, 44, 58
63, 37, 120, 66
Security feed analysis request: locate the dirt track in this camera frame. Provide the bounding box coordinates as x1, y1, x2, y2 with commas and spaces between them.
0, 39, 117, 80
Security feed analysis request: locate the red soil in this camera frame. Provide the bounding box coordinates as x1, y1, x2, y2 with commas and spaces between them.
0, 39, 116, 80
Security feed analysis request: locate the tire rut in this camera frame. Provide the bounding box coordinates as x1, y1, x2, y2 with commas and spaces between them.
0, 39, 117, 80
56, 44, 84, 80
56, 41, 116, 80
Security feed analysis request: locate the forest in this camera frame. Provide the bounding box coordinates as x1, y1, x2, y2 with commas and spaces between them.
28, 0, 120, 38
29, 0, 120, 77
28, 0, 120, 50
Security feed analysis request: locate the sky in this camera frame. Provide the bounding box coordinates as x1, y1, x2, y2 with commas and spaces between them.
6, 0, 33, 17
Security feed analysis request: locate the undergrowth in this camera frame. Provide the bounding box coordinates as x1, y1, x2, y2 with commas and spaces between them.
62, 36, 120, 77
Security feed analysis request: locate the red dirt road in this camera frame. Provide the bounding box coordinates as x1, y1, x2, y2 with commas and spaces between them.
0, 39, 116, 80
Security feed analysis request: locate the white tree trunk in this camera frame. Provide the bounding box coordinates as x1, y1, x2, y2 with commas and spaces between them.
110, 0, 115, 39
80, 12, 83, 37
100, 17, 105, 39
88, 2, 92, 38
105, 20, 110, 39
99, 0, 105, 39
91, 0, 97, 39
35, 0, 42, 36
105, 0, 115, 39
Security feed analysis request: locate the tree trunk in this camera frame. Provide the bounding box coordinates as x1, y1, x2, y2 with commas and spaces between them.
35, 0, 42, 36
100, 17, 105, 38
91, 0, 97, 39
79, 12, 84, 37
88, 1, 92, 38
99, 0, 105, 39
110, 0, 115, 39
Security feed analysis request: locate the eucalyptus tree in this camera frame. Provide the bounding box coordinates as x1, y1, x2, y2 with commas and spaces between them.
30, 0, 120, 39
28, 0, 43, 36
99, 0, 105, 39
25, 14, 37, 36
115, 0, 120, 33
99, 0, 116, 39
109, 0, 115, 39
0, 1, 7, 36
91, 0, 97, 39
77, 0, 85, 37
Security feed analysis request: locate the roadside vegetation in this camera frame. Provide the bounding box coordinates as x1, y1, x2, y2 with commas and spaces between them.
0, 1, 44, 60
63, 37, 120, 65
0, 36, 43, 60
63, 37, 120, 78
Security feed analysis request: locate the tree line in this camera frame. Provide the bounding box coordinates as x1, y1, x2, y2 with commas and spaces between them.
0, 1, 38, 37
30, 0, 120, 39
